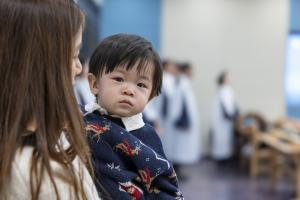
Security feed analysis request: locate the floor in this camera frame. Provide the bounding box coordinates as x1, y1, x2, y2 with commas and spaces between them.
179, 160, 296, 200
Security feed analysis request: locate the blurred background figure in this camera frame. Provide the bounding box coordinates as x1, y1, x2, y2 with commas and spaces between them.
170, 62, 202, 179
155, 59, 184, 177
211, 71, 239, 163
151, 59, 179, 155
143, 60, 178, 130
144, 60, 202, 180
144, 60, 179, 156
74, 58, 96, 105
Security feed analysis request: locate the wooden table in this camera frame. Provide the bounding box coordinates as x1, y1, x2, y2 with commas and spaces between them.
260, 129, 300, 199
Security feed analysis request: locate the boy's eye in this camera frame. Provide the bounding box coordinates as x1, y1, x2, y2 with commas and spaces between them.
137, 83, 147, 88
113, 77, 124, 82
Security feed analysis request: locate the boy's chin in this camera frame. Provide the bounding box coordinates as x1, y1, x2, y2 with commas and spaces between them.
112, 110, 137, 118
108, 110, 128, 117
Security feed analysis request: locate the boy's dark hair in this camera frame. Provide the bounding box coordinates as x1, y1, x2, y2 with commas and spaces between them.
89, 33, 163, 98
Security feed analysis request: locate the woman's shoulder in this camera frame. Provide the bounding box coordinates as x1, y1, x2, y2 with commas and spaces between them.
12, 147, 35, 185
10, 146, 100, 200
7, 147, 33, 199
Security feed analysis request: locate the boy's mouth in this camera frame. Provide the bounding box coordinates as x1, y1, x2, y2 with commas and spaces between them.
119, 99, 133, 107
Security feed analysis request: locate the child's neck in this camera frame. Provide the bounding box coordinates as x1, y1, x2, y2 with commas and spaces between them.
97, 103, 144, 131
85, 102, 145, 131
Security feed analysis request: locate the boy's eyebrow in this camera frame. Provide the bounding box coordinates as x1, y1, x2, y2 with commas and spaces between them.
115, 68, 127, 73
139, 75, 151, 81
114, 68, 151, 81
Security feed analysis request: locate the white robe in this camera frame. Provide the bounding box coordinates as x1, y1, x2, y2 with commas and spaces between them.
144, 72, 178, 161
211, 85, 238, 160
144, 73, 201, 164
171, 75, 201, 164
74, 78, 96, 105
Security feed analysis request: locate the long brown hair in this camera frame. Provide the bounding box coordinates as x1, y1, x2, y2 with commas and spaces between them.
0, 0, 93, 199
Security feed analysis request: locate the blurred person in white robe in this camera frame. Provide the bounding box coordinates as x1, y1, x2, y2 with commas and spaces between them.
143, 59, 179, 158
171, 62, 202, 177
144, 61, 202, 179
211, 71, 239, 162
74, 58, 96, 105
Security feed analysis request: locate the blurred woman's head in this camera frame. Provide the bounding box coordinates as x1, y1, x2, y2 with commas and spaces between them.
217, 70, 230, 86
162, 59, 179, 76
0, 0, 91, 199
177, 62, 192, 78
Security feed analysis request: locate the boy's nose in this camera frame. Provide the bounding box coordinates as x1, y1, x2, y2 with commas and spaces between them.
122, 86, 134, 97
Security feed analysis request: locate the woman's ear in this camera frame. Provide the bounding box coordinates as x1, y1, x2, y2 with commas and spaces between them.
87, 73, 99, 96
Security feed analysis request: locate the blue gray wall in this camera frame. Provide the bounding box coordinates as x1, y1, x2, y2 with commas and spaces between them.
291, 0, 300, 31
286, 0, 300, 118
100, 0, 161, 51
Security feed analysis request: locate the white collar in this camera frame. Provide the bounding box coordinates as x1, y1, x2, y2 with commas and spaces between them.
84, 102, 144, 132
84, 102, 108, 115
121, 113, 145, 132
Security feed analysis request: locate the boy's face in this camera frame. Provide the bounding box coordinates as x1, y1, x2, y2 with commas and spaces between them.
88, 63, 154, 117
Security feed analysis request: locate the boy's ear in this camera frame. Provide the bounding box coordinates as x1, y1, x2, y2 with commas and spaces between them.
87, 73, 99, 95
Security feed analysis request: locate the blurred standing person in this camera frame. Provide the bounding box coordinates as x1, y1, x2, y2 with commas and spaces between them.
143, 60, 177, 131
143, 96, 161, 129
0, 0, 100, 199
74, 58, 96, 105
171, 62, 202, 178
144, 59, 200, 178
211, 71, 239, 163
158, 60, 180, 160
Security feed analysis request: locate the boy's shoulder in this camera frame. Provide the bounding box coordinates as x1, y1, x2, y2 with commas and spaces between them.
80, 104, 113, 139
131, 123, 164, 152
135, 123, 157, 136
80, 104, 109, 123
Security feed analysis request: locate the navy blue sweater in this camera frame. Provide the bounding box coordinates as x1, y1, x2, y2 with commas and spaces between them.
83, 109, 184, 200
